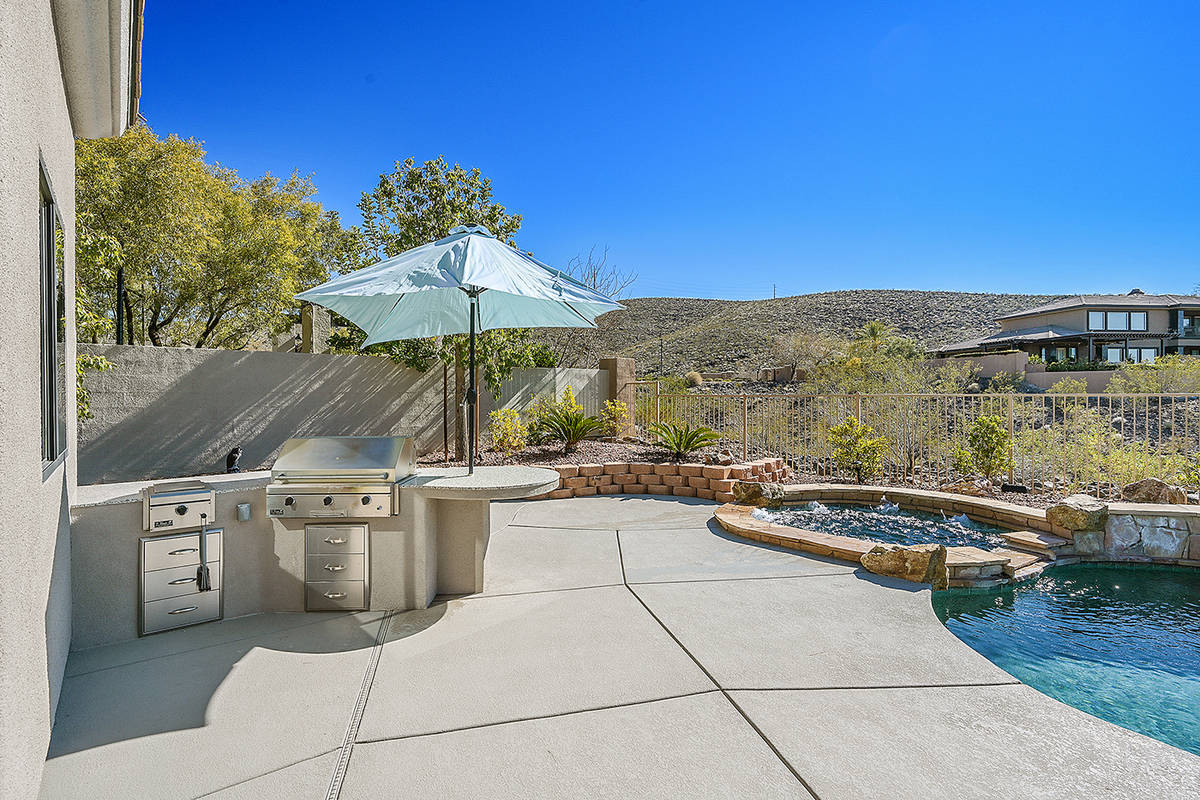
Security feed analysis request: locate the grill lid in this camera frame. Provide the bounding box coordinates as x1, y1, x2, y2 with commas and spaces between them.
271, 436, 416, 484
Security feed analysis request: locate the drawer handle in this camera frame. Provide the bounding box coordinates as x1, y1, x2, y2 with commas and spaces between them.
324, 537, 348, 545
168, 547, 198, 556
168, 576, 197, 585
323, 563, 347, 572
323, 592, 347, 600
168, 605, 198, 615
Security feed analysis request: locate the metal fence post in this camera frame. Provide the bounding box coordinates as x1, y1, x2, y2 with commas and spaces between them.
654, 381, 661, 426
742, 394, 749, 462
1007, 394, 1015, 484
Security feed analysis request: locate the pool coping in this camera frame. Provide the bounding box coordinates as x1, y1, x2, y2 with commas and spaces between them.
713, 483, 1200, 591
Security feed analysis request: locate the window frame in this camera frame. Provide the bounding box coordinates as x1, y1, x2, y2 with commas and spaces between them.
1104, 346, 1124, 364
1087, 311, 1105, 331
1106, 311, 1129, 331
39, 163, 66, 472
1129, 311, 1147, 332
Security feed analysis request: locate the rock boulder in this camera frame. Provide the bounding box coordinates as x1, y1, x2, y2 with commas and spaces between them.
860, 543, 948, 590
731, 481, 785, 508
1046, 494, 1108, 532
1120, 478, 1187, 505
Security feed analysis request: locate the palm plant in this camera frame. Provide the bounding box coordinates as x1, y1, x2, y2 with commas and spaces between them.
648, 421, 721, 461
541, 406, 603, 453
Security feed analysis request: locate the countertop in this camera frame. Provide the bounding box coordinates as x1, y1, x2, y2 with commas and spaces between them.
399, 466, 560, 500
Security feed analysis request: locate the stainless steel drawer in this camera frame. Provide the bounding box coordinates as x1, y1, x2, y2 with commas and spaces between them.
143, 530, 223, 572
305, 525, 366, 554
142, 590, 222, 634
306, 580, 366, 611
143, 560, 221, 603
306, 553, 365, 582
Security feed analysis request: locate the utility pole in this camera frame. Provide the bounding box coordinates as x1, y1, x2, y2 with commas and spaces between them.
658, 336, 664, 374
773, 283, 776, 299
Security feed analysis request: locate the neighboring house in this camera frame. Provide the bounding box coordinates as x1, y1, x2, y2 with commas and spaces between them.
0, 2, 142, 798
933, 289, 1200, 364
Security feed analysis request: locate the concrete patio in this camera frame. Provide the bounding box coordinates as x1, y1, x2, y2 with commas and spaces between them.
40, 495, 1200, 799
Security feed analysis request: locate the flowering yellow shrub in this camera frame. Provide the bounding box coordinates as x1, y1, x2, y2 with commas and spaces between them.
489, 408, 527, 456
600, 399, 629, 436
560, 385, 583, 415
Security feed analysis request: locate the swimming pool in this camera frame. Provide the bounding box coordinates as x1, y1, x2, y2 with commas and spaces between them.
751, 502, 1010, 549
934, 564, 1200, 756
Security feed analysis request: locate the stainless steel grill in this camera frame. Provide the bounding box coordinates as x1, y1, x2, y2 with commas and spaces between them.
266, 436, 417, 519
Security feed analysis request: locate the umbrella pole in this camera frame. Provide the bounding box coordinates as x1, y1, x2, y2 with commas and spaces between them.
467, 292, 477, 475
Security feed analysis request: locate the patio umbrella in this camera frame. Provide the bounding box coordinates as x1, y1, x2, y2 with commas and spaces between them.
297, 224, 623, 473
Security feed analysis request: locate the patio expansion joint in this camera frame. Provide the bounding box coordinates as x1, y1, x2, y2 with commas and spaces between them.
626, 569, 861, 588
616, 530, 823, 800
193, 748, 341, 799
325, 611, 394, 800
352, 690, 724, 746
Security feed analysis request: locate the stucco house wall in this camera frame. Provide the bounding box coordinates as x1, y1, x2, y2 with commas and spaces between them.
0, 3, 79, 795
0, 2, 139, 796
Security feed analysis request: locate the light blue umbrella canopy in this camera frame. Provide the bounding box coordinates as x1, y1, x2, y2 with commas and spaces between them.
297, 224, 623, 346
296, 224, 624, 472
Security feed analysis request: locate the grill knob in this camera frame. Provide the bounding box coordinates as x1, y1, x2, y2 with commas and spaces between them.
175, 504, 187, 516
323, 496, 334, 506
284, 496, 295, 506
361, 495, 371, 505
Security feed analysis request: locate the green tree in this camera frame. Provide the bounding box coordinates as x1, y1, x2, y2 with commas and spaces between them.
344, 156, 554, 394
1106, 355, 1200, 393
829, 416, 889, 484
76, 124, 358, 348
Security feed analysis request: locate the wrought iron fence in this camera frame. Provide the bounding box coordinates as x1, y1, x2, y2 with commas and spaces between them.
632, 381, 1200, 499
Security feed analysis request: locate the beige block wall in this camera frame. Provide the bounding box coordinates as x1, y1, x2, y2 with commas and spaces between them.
0, 2, 79, 796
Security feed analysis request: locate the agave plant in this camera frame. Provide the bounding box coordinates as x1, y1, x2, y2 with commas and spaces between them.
648, 421, 721, 461
541, 406, 604, 453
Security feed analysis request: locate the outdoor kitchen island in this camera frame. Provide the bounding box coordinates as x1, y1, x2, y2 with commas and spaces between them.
69, 456, 558, 649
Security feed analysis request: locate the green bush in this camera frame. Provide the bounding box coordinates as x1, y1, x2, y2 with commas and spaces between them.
648, 421, 721, 461
953, 415, 1011, 484
985, 371, 1021, 393
1046, 358, 1115, 372
829, 416, 889, 484
1107, 354, 1200, 393
1048, 376, 1088, 394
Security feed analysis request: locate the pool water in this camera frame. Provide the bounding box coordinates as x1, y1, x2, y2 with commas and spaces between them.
934, 564, 1200, 756
751, 502, 1010, 549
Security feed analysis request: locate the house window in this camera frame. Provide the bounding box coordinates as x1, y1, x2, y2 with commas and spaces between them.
1130, 312, 1147, 331
1088, 311, 1105, 330
1106, 311, 1129, 331
1104, 346, 1124, 364
40, 170, 66, 466
1136, 348, 1157, 363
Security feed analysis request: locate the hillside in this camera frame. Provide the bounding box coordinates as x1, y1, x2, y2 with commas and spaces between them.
565, 290, 1067, 374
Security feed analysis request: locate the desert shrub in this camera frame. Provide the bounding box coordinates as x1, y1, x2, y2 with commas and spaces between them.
985, 371, 1021, 393
953, 415, 1011, 483
648, 421, 721, 461
655, 374, 690, 393
829, 416, 888, 484
600, 399, 629, 437
489, 408, 527, 455
1107, 355, 1200, 393
1048, 376, 1088, 394
684, 370, 704, 387
540, 406, 603, 453
931, 360, 981, 394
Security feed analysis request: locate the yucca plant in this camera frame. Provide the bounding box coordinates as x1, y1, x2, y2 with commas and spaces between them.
649, 421, 721, 461
541, 406, 604, 453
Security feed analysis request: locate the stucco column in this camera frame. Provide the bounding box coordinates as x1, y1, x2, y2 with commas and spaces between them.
599, 356, 636, 436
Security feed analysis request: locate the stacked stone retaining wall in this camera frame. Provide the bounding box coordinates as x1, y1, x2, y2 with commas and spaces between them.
526, 458, 792, 501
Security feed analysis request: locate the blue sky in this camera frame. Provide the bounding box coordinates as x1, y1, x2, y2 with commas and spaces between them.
142, 1, 1200, 299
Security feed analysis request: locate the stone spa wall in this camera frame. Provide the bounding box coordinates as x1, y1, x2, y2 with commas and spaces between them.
1050, 495, 1200, 565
